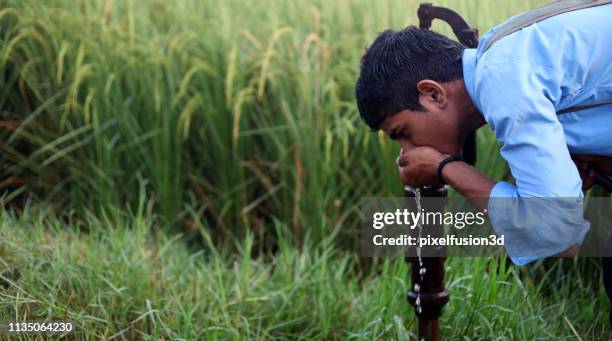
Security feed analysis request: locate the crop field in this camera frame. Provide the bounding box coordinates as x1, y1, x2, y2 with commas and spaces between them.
0, 0, 610, 339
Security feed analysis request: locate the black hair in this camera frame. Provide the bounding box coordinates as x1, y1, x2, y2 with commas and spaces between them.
355, 27, 464, 131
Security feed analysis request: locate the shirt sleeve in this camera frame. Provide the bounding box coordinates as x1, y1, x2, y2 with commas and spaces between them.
475, 60, 590, 265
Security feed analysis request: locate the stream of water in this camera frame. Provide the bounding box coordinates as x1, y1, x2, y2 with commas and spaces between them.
411, 187, 426, 315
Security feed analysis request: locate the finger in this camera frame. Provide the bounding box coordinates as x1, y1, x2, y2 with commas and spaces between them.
398, 167, 412, 186
397, 156, 408, 168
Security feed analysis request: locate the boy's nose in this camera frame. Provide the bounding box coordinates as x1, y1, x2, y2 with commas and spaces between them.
397, 140, 416, 167
399, 140, 416, 153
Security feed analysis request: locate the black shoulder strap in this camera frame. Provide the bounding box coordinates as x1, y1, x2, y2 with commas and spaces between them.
557, 99, 612, 114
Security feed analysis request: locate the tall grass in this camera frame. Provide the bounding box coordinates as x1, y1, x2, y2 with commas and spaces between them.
0, 206, 609, 339
0, 0, 549, 244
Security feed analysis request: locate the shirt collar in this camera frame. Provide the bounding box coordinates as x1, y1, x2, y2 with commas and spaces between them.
462, 48, 481, 112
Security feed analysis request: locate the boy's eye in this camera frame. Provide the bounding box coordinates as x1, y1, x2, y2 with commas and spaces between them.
388, 127, 409, 140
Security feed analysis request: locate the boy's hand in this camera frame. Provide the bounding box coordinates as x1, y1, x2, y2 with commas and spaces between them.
396, 146, 447, 187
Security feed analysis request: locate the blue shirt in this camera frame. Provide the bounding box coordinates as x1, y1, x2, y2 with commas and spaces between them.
462, 4, 612, 265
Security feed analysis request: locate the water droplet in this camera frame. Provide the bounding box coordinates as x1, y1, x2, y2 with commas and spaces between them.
414, 283, 420, 292
419, 267, 426, 275
416, 306, 422, 314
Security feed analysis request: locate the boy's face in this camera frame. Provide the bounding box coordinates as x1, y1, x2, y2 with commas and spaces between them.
378, 78, 478, 160
379, 106, 463, 158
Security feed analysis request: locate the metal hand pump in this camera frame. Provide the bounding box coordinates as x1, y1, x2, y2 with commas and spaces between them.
405, 4, 479, 340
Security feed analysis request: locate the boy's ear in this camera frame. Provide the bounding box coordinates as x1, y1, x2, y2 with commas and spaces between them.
416, 80, 446, 106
